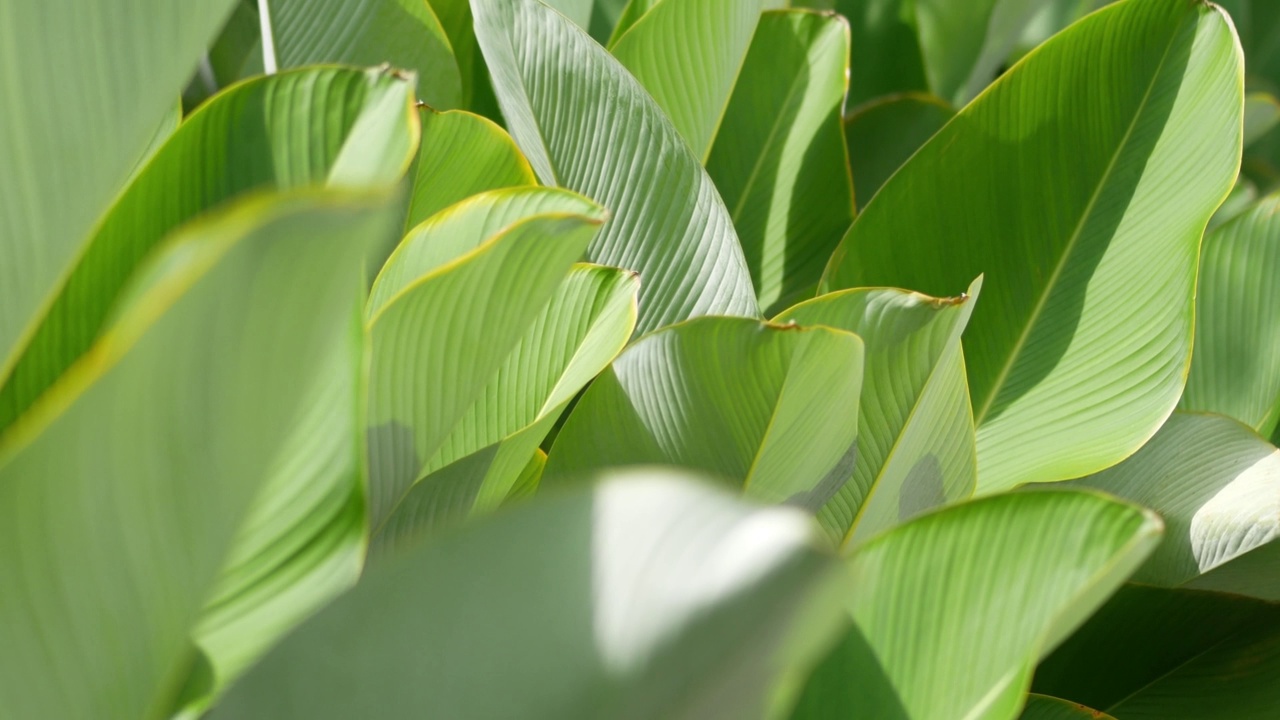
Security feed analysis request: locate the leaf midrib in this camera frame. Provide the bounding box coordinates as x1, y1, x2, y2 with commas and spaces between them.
971, 19, 1184, 425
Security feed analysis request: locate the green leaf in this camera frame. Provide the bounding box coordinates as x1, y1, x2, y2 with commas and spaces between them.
1059, 411, 1280, 600
817, 0, 929, 107
0, 188, 393, 719
773, 277, 981, 546
791, 490, 1162, 720
0, 0, 239, 380
545, 317, 865, 508
371, 263, 638, 555
610, 0, 780, 160
1208, 173, 1257, 230
844, 93, 954, 211
0, 67, 417, 432
1244, 91, 1280, 146
912, 0, 1048, 105
1019, 696, 1115, 720
210, 470, 848, 720
261, 0, 462, 109
472, 0, 760, 333
1182, 193, 1280, 435
365, 188, 607, 530
823, 0, 1244, 492
706, 9, 856, 315
1034, 584, 1280, 718
405, 107, 536, 231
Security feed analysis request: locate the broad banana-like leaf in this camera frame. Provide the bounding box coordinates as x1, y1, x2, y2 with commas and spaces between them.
1208, 174, 1257, 230
1244, 91, 1280, 145
0, 189, 392, 719
1182, 194, 1280, 435
259, 0, 462, 109
1034, 584, 1280, 718
706, 10, 855, 315
0, 0, 238, 379
610, 0, 780, 160
371, 263, 638, 556
1019, 696, 1115, 720
773, 278, 981, 546
824, 0, 1243, 492
211, 471, 848, 720
1010, 0, 1108, 62
366, 188, 607, 529
544, 317, 865, 509
1059, 411, 1280, 600
912, 0, 1048, 105
472, 0, 760, 334
843, 93, 954, 211
405, 108, 536, 230
129, 101, 182, 184
0, 67, 417, 431
791, 490, 1162, 720
795, 0, 928, 107
505, 449, 547, 503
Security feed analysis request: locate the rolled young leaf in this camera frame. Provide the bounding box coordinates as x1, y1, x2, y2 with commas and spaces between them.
365, 188, 608, 530
544, 317, 865, 509
706, 9, 856, 315
211, 470, 849, 720
823, 0, 1244, 492
472, 0, 760, 333
0, 0, 239, 381
1181, 192, 1280, 436
791, 490, 1162, 720
773, 277, 981, 546
0, 66, 418, 431
1058, 411, 1280, 600
0, 188, 394, 719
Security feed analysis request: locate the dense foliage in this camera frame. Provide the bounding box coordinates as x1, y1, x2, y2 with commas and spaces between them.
0, 0, 1276, 717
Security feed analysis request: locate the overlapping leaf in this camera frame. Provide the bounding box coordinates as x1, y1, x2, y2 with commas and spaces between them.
372, 263, 638, 556
824, 0, 1243, 492
791, 490, 1161, 720
472, 0, 759, 333
844, 93, 954, 211
366, 187, 608, 530
1059, 411, 1280, 600
259, 0, 462, 109
1182, 193, 1280, 435
0, 189, 392, 719
0, 67, 417, 430
1019, 696, 1115, 720
405, 108, 536, 230
774, 278, 981, 545
706, 10, 855, 314
0, 0, 239, 379
544, 317, 865, 509
211, 471, 848, 719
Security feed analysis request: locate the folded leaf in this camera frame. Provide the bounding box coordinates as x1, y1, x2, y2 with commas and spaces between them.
0, 67, 417, 431
1182, 193, 1280, 436
774, 277, 981, 545
1060, 411, 1280, 600
545, 317, 864, 508
211, 470, 848, 720
0, 189, 392, 719
472, 0, 759, 333
0, 0, 238, 379
366, 189, 607, 529
706, 9, 855, 314
791, 490, 1161, 720
371, 263, 638, 555
823, 0, 1243, 492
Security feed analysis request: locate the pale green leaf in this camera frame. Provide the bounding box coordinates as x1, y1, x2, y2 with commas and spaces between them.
544, 317, 865, 509
0, 189, 393, 719
366, 190, 607, 529
792, 490, 1162, 720
1182, 193, 1280, 435
0, 0, 239, 379
472, 0, 760, 334
844, 93, 954, 211
211, 470, 848, 720
1060, 411, 1280, 600
823, 0, 1244, 492
0, 66, 417, 431
405, 107, 536, 230
774, 277, 981, 546
371, 263, 638, 554
707, 9, 855, 315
